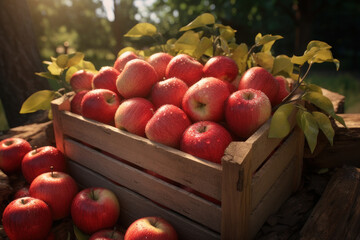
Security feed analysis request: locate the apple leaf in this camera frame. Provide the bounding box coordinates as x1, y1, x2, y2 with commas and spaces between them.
193, 37, 213, 59
36, 71, 61, 81
232, 43, 248, 74
312, 111, 335, 145
300, 83, 323, 94
174, 30, 200, 55
268, 103, 295, 138
252, 52, 274, 71
117, 47, 138, 57
216, 24, 236, 42
56, 54, 69, 68
67, 52, 85, 68
65, 60, 97, 83
47, 61, 62, 76
20, 90, 55, 114
297, 109, 319, 153
179, 13, 215, 31
124, 23, 157, 37
309, 48, 340, 70
219, 36, 230, 55
291, 47, 319, 66
306, 40, 332, 51
73, 225, 90, 240
272, 55, 293, 76
255, 33, 283, 47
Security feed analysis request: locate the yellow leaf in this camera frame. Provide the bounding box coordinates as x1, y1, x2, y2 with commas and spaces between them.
20, 90, 55, 114
179, 13, 215, 32
56, 54, 68, 68
268, 103, 295, 138
124, 23, 157, 37
174, 31, 200, 56
252, 52, 274, 71
272, 55, 293, 76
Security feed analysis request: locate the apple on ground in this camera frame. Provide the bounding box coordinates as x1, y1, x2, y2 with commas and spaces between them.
147, 52, 173, 81
21, 146, 67, 183
225, 89, 271, 139
182, 77, 231, 122
150, 77, 188, 109
114, 97, 155, 137
70, 90, 89, 115
92, 66, 121, 94
165, 54, 203, 86
29, 170, 78, 220
81, 89, 121, 126
0, 137, 32, 174
114, 51, 139, 73
71, 187, 120, 235
180, 121, 232, 164
90, 229, 124, 240
272, 75, 291, 106
70, 69, 94, 93
238, 66, 279, 106
124, 216, 178, 240
116, 59, 158, 99
2, 197, 53, 240
14, 186, 30, 199
145, 104, 191, 148
203, 56, 239, 82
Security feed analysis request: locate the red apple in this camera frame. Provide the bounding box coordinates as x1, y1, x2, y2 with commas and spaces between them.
2, 197, 53, 240
203, 56, 239, 82
90, 229, 124, 240
81, 89, 121, 125
92, 66, 120, 94
147, 52, 173, 81
238, 67, 279, 106
14, 186, 30, 199
150, 77, 188, 109
124, 216, 178, 240
114, 51, 139, 73
71, 90, 89, 115
165, 54, 203, 86
272, 75, 291, 106
114, 98, 155, 137
116, 59, 158, 99
182, 77, 231, 122
0, 137, 32, 174
71, 187, 120, 235
70, 69, 94, 93
21, 146, 67, 183
225, 89, 271, 139
29, 171, 78, 220
180, 121, 232, 164
145, 104, 191, 148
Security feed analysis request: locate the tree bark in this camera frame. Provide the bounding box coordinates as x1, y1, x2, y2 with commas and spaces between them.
0, 0, 49, 128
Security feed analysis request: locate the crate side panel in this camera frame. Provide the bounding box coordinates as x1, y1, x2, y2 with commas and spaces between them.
64, 138, 221, 232
60, 111, 222, 200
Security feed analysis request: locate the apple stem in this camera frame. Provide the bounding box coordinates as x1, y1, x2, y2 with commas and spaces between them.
90, 188, 96, 200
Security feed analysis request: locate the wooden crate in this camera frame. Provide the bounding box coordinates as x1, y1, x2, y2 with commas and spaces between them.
51, 93, 304, 240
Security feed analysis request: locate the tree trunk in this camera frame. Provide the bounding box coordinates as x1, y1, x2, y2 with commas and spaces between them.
0, 0, 49, 128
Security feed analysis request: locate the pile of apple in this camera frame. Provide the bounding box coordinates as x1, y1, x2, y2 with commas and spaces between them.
0, 137, 178, 240
70, 51, 290, 164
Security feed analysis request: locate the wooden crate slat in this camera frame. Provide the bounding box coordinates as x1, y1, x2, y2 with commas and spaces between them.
64, 138, 222, 232
60, 110, 222, 200
68, 160, 220, 240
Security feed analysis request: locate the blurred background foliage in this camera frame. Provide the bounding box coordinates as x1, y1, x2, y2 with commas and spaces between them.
1, 0, 359, 130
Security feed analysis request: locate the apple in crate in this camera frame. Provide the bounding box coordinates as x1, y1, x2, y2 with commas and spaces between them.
165, 54, 203, 86
81, 89, 121, 125
114, 51, 139, 73
182, 77, 231, 122
272, 75, 291, 106
90, 229, 124, 240
147, 52, 173, 81
180, 121, 232, 164
29, 171, 78, 220
21, 146, 67, 183
71, 187, 120, 235
150, 77, 188, 109
0, 137, 32, 174
92, 66, 121, 94
124, 216, 178, 240
70, 90, 89, 115
145, 104, 191, 148
2, 197, 53, 240
116, 59, 158, 99
114, 97, 155, 137
203, 55, 239, 82
238, 66, 279, 106
225, 89, 271, 139
70, 69, 94, 93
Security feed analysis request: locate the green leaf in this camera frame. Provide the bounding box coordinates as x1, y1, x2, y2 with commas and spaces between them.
20, 90, 55, 114
309, 48, 340, 70
56, 54, 69, 68
73, 225, 89, 240
193, 37, 212, 59
268, 103, 295, 138
232, 43, 248, 73
179, 13, 215, 31
47, 62, 62, 75
272, 55, 293, 76
252, 52, 274, 71
174, 31, 200, 55
124, 23, 157, 37
67, 52, 85, 67
36, 71, 61, 81
291, 47, 319, 66
255, 33, 283, 46
301, 83, 323, 94
312, 111, 334, 145
297, 110, 319, 153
